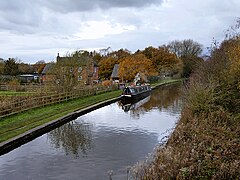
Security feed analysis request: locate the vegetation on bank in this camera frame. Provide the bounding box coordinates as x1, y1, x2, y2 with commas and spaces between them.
0, 90, 121, 143
133, 24, 240, 179
0, 91, 35, 96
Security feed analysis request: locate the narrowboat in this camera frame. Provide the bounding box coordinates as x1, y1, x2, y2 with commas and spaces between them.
121, 84, 152, 99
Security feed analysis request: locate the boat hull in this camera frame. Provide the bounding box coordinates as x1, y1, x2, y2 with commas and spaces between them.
121, 90, 151, 105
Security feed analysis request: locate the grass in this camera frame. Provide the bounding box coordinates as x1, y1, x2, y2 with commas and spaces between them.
151, 78, 183, 88
0, 90, 121, 143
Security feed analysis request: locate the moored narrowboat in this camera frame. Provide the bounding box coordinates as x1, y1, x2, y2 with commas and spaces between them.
121, 84, 151, 99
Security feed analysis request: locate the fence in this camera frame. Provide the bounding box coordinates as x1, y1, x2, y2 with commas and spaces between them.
0, 84, 56, 92
0, 85, 118, 118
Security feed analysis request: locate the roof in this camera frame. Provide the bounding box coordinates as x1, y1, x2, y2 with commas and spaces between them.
42, 63, 54, 74
111, 64, 119, 78
57, 54, 90, 66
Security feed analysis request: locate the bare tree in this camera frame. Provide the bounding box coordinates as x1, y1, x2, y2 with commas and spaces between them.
167, 39, 203, 58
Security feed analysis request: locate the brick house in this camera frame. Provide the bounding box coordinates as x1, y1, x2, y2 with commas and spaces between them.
55, 53, 99, 85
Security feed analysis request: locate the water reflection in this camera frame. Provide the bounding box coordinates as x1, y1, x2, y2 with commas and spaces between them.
120, 95, 151, 112
47, 121, 92, 157
118, 83, 182, 118
146, 84, 182, 113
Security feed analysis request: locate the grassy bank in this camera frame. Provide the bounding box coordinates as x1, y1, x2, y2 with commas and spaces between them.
0, 90, 121, 143
151, 78, 183, 88
134, 38, 240, 179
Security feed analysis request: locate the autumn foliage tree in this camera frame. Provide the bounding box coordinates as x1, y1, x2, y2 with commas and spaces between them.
141, 46, 182, 76
99, 56, 118, 79
118, 53, 156, 82
99, 49, 131, 79
108, 48, 131, 59
34, 60, 46, 74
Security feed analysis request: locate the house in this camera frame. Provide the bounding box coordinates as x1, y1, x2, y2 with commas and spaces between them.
41, 63, 54, 83
110, 64, 119, 83
53, 53, 99, 85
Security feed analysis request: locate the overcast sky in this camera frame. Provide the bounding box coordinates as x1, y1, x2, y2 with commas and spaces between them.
0, 0, 239, 63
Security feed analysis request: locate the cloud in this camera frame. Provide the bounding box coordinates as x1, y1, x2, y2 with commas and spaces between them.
0, 0, 163, 34
74, 20, 136, 40
38, 0, 163, 13
0, 0, 239, 63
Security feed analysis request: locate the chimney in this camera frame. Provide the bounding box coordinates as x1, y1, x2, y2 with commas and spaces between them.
57, 53, 60, 62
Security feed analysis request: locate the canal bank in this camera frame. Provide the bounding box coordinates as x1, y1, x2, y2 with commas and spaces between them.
0, 79, 182, 156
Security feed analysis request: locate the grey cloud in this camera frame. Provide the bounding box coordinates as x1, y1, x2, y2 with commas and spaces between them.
38, 0, 163, 13
0, 0, 43, 33
0, 0, 162, 33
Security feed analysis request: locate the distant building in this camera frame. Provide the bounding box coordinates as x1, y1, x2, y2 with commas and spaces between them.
111, 64, 119, 83
41, 63, 54, 83
18, 74, 39, 83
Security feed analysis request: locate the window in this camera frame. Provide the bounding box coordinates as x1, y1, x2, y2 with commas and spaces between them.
78, 67, 82, 72
78, 76, 82, 81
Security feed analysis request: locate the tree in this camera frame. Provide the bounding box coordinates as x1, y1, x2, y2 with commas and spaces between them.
167, 39, 203, 58
181, 55, 203, 78
3, 58, 19, 76
141, 46, 159, 59
216, 37, 240, 90
99, 56, 118, 79
149, 47, 183, 76
92, 51, 102, 64
98, 49, 132, 80
108, 48, 131, 59
118, 53, 156, 82
18, 63, 34, 74
138, 46, 183, 76
0, 58, 4, 75
34, 60, 46, 74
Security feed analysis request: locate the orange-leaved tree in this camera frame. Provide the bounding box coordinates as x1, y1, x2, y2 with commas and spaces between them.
151, 47, 182, 76
99, 56, 118, 79
118, 53, 156, 82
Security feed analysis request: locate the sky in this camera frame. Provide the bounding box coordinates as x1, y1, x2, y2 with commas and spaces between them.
0, 0, 239, 64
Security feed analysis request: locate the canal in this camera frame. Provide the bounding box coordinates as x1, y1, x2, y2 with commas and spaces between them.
0, 83, 182, 180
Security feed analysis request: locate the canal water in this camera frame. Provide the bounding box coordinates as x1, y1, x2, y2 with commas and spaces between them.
0, 83, 182, 180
